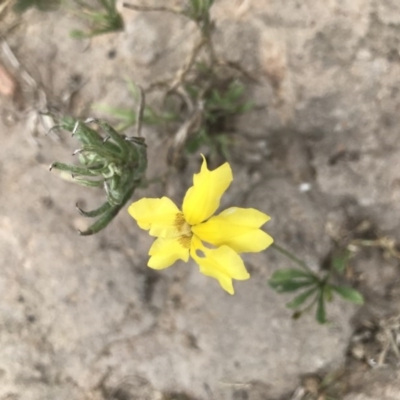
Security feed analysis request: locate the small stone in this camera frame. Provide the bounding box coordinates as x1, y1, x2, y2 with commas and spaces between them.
351, 343, 366, 360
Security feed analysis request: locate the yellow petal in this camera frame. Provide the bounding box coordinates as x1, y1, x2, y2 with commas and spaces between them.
128, 197, 180, 237
192, 207, 273, 253
182, 156, 233, 225
190, 236, 249, 295
148, 237, 189, 270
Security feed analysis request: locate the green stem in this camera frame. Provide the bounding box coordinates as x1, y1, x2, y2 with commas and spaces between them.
271, 243, 316, 275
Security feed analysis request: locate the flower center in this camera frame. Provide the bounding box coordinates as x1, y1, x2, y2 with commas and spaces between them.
174, 213, 193, 249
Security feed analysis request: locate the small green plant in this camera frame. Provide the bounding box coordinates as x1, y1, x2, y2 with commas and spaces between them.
269, 244, 364, 324
184, 71, 253, 159
94, 79, 176, 132
123, 0, 253, 163
70, 0, 124, 38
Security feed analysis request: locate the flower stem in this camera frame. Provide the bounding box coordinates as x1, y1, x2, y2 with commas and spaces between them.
271, 243, 316, 275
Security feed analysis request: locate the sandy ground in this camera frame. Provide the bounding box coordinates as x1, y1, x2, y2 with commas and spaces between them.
0, 1, 400, 399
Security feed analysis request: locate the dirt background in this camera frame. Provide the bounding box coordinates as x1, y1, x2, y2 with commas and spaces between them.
0, 0, 400, 399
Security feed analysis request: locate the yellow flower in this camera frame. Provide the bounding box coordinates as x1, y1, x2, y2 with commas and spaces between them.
128, 156, 273, 294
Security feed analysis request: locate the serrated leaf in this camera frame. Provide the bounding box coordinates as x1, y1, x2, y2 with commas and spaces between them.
331, 285, 364, 305
286, 287, 318, 309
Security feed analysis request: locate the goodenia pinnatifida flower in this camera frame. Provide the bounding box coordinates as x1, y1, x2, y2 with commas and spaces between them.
128, 156, 273, 294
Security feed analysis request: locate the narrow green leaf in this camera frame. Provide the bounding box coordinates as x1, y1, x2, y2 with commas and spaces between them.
269, 279, 316, 293
286, 287, 318, 309
316, 292, 327, 324
269, 268, 314, 281
331, 285, 364, 305
269, 268, 317, 293
324, 284, 333, 302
